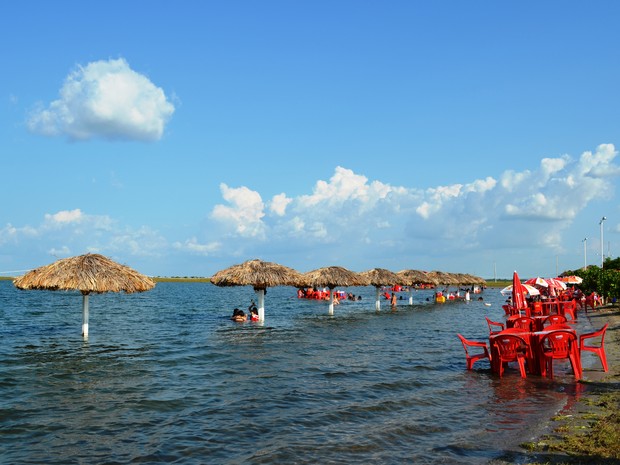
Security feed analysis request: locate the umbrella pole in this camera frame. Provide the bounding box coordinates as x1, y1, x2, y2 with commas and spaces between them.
408, 288, 413, 306
328, 291, 335, 315
257, 289, 265, 322
82, 293, 89, 337
375, 287, 381, 311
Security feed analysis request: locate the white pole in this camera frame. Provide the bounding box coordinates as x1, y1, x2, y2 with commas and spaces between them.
328, 290, 335, 315
600, 217, 606, 268
82, 293, 89, 337
583, 237, 587, 270
408, 287, 413, 305
257, 289, 265, 322
375, 287, 381, 311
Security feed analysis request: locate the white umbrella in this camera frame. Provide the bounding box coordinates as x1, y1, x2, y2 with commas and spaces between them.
500, 283, 540, 296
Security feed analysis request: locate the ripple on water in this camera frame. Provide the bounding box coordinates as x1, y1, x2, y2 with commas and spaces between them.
0, 282, 588, 464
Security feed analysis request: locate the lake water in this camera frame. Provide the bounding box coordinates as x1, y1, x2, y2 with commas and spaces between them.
0, 280, 591, 464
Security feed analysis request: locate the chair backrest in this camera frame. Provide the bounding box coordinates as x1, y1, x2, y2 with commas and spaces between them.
492, 334, 528, 360
540, 330, 576, 358
544, 323, 573, 331
485, 317, 505, 334
543, 314, 567, 326
580, 323, 609, 345
513, 317, 534, 331
457, 333, 471, 354
530, 301, 544, 316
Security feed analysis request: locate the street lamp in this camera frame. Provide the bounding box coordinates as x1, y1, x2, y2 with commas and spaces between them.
582, 237, 587, 270
600, 216, 607, 268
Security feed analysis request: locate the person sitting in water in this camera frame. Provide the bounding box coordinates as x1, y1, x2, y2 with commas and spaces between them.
248, 300, 258, 313
231, 308, 247, 322
250, 307, 259, 321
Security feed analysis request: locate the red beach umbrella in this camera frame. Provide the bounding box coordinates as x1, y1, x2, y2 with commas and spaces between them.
512, 271, 528, 311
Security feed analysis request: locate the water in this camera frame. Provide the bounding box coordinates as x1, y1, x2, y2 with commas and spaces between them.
0, 281, 590, 464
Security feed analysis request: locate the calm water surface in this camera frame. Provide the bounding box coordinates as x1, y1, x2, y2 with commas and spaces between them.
0, 281, 591, 464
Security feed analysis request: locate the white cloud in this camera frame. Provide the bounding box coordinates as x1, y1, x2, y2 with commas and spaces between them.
45, 208, 83, 224
28, 58, 175, 141
205, 144, 620, 270
211, 184, 266, 238
48, 246, 71, 257
173, 238, 222, 256
269, 193, 292, 216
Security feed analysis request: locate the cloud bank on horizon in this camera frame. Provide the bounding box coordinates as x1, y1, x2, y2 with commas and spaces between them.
2, 139, 617, 276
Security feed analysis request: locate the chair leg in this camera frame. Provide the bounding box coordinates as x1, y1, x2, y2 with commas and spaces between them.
517, 356, 527, 378
600, 350, 609, 372
569, 354, 581, 380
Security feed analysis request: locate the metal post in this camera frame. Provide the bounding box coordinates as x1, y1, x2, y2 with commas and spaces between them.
582, 238, 587, 270
600, 217, 607, 268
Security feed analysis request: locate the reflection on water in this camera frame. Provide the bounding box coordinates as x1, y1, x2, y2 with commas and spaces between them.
0, 281, 592, 464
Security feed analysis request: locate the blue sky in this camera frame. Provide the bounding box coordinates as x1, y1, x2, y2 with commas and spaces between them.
1, 1, 619, 279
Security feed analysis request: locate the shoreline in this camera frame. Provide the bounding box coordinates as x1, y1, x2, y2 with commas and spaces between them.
492, 305, 620, 464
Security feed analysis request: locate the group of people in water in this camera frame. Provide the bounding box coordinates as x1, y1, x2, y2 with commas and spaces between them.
230, 300, 260, 322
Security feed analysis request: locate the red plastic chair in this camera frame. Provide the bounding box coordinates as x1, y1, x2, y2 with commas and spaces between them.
542, 314, 567, 327
512, 316, 535, 332
530, 301, 544, 316
491, 334, 529, 378
539, 330, 581, 380
457, 334, 491, 370
485, 317, 505, 335
579, 323, 609, 372
560, 300, 577, 321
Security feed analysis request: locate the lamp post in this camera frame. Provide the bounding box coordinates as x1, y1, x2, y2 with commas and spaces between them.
582, 237, 587, 270
600, 216, 607, 268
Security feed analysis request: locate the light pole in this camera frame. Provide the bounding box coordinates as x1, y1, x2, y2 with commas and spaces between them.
600, 216, 607, 268
582, 237, 587, 270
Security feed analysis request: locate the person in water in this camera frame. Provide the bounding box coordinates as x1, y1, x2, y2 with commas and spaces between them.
231, 308, 247, 322
248, 300, 258, 313
250, 307, 259, 321
390, 292, 397, 307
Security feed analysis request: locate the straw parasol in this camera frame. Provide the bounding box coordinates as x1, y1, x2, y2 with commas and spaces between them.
426, 271, 458, 287
396, 269, 438, 305
13, 253, 155, 337
210, 258, 304, 322
301, 266, 370, 315
360, 268, 399, 311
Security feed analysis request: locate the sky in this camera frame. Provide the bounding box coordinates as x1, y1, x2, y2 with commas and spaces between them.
1, 1, 620, 280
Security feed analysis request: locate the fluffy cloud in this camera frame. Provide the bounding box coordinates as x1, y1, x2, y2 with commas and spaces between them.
0, 209, 165, 260
45, 208, 83, 224
173, 238, 222, 256
28, 58, 175, 141
211, 184, 266, 238
207, 144, 619, 265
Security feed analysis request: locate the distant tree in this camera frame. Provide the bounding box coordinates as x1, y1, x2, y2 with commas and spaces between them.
561, 259, 620, 303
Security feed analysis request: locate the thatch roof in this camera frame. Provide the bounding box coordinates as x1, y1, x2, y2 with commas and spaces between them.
13, 253, 155, 295
301, 266, 370, 289
360, 268, 399, 287
459, 273, 486, 286
426, 270, 459, 286
396, 269, 437, 286
210, 259, 303, 290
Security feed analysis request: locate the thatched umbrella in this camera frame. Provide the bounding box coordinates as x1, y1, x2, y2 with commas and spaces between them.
210, 259, 304, 322
13, 253, 155, 337
301, 266, 370, 315
426, 271, 457, 286
396, 269, 438, 305
360, 268, 399, 311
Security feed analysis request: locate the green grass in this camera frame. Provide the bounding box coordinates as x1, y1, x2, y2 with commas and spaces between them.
524, 390, 620, 464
